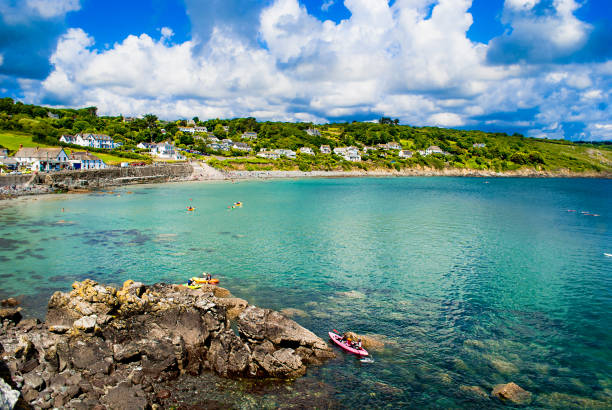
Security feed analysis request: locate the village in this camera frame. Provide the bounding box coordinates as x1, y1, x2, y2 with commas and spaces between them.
0, 123, 466, 174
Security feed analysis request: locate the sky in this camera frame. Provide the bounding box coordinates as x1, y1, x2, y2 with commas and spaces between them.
0, 0, 611, 140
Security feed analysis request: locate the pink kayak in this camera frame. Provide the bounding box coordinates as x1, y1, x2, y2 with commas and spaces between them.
329, 332, 369, 357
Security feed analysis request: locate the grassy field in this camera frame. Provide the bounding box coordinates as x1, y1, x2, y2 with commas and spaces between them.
0, 130, 141, 165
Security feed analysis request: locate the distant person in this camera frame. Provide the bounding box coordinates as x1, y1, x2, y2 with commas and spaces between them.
205, 272, 212, 281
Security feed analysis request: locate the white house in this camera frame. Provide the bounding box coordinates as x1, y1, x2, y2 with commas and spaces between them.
399, 150, 413, 158
257, 150, 281, 160
74, 133, 118, 149
151, 142, 185, 160
137, 142, 156, 150
320, 145, 331, 154
386, 142, 402, 150
426, 146, 445, 155
473, 143, 486, 148
222, 126, 230, 132
299, 147, 314, 155
194, 126, 208, 133
60, 135, 78, 144
232, 142, 252, 152
14, 147, 70, 172
178, 127, 195, 134
334, 147, 361, 162
275, 149, 296, 159
0, 157, 18, 171
208, 136, 220, 142
69, 152, 107, 170
306, 128, 321, 137
242, 132, 257, 140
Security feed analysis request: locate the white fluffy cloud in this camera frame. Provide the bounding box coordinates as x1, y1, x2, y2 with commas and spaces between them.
26, 0, 612, 140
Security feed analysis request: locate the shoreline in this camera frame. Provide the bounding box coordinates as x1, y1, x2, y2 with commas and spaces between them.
1, 163, 610, 201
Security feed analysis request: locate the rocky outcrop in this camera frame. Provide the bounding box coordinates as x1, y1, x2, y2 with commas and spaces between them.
0, 279, 333, 408
491, 382, 532, 405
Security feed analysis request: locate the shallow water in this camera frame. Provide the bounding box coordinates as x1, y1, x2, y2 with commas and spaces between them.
1, 177, 611, 408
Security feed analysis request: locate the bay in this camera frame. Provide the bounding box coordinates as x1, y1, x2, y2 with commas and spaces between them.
1, 177, 611, 408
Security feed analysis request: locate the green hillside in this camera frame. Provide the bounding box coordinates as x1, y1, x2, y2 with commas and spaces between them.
1, 97, 611, 174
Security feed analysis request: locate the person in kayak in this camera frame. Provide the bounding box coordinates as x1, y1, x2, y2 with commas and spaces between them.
205, 272, 212, 281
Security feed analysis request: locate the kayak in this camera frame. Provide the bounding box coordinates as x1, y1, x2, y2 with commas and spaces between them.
328, 332, 369, 357
182, 284, 201, 290
191, 277, 219, 285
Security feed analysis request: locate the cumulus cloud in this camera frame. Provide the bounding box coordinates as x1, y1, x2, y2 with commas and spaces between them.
20, 0, 612, 140
487, 0, 593, 64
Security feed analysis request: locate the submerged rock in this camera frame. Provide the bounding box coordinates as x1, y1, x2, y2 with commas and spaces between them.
0, 279, 334, 408
491, 382, 532, 405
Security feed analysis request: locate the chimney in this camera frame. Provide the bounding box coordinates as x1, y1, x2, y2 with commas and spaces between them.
19, 144, 23, 149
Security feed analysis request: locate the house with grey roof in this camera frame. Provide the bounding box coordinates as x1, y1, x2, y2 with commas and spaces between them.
14, 147, 70, 172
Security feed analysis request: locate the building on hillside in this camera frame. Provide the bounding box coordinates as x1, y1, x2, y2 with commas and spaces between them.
207, 136, 220, 142
242, 132, 258, 140
47, 112, 59, 119
417, 150, 426, 156
320, 145, 331, 154
179, 127, 195, 134
298, 147, 314, 155
425, 146, 445, 155
74, 133, 118, 149
187, 119, 196, 126
363, 146, 375, 152
14, 147, 70, 172
222, 126, 230, 133
137, 142, 156, 150
275, 149, 296, 159
151, 142, 185, 160
257, 150, 281, 160
0, 148, 8, 158
60, 135, 78, 144
386, 142, 402, 150
232, 142, 252, 152
399, 150, 413, 158
473, 143, 486, 148
122, 116, 137, 123
334, 147, 361, 162
69, 152, 107, 170
306, 128, 321, 137
194, 126, 208, 133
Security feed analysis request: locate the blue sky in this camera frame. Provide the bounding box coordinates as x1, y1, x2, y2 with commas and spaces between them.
0, 0, 610, 140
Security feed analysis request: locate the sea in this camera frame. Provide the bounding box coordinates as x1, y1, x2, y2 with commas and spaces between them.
1, 177, 611, 408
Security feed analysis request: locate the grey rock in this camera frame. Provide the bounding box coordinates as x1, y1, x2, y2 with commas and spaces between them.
73, 315, 97, 332
0, 377, 20, 409
23, 372, 45, 391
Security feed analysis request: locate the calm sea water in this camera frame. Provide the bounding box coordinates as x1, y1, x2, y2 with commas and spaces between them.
1, 177, 611, 408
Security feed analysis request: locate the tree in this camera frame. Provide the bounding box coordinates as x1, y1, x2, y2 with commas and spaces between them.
143, 114, 158, 129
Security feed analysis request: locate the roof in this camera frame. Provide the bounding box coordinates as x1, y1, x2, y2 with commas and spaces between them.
81, 133, 113, 141
70, 152, 102, 161
0, 157, 18, 165
428, 146, 442, 150
15, 147, 66, 159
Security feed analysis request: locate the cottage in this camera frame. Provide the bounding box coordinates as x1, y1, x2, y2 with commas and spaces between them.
47, 112, 59, 119
333, 147, 361, 162
207, 143, 223, 151
0, 148, 8, 158
194, 126, 208, 133
242, 132, 258, 140
257, 150, 281, 160
275, 149, 296, 159
207, 136, 220, 142
0, 157, 19, 171
306, 128, 321, 137
151, 142, 185, 160
425, 146, 444, 155
473, 143, 486, 148
122, 116, 136, 123
60, 135, 78, 144
14, 147, 69, 171
298, 147, 314, 155
320, 145, 331, 154
137, 142, 156, 150
222, 126, 230, 133
399, 150, 413, 158
178, 127, 196, 134
232, 142, 252, 152
386, 142, 402, 150
74, 133, 118, 149
69, 152, 107, 170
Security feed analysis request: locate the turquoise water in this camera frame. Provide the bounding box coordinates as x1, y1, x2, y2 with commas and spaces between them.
1, 177, 611, 407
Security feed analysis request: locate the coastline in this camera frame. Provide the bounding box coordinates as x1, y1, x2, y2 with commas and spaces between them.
1, 162, 610, 200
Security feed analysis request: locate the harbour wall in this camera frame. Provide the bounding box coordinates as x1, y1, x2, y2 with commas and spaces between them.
0, 163, 193, 189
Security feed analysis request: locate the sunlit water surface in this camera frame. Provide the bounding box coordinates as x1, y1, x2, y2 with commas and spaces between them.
1, 177, 611, 408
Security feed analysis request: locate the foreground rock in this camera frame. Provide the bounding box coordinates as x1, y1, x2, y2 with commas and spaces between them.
491, 382, 532, 405
0, 279, 333, 408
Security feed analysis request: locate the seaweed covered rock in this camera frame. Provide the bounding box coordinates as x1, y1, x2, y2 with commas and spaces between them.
0, 279, 334, 408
